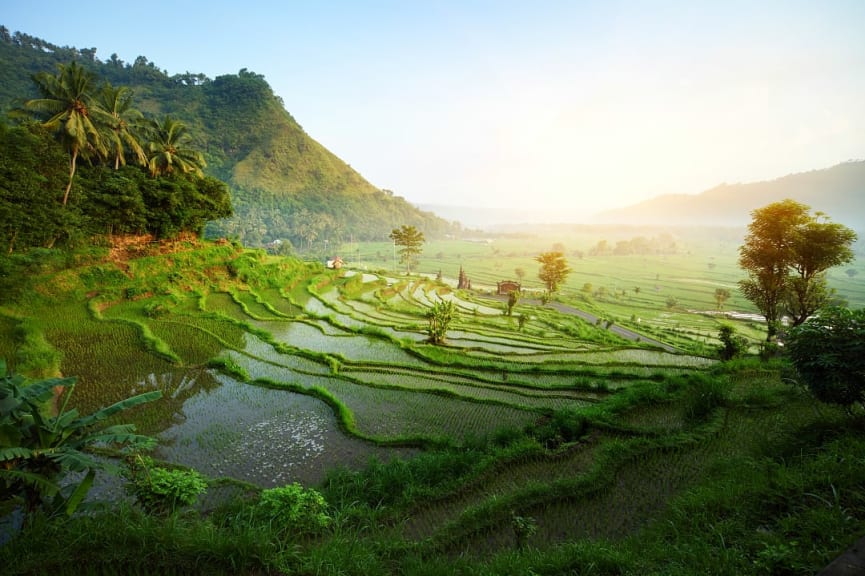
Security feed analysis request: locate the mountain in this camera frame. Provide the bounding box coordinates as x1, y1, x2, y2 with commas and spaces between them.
595, 161, 865, 229
0, 27, 457, 248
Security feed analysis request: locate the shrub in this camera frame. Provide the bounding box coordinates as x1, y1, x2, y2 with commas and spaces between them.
253, 483, 330, 535
511, 511, 538, 550
143, 302, 169, 318
126, 457, 207, 516
529, 408, 589, 449
787, 306, 865, 409
717, 324, 748, 360
125, 286, 147, 300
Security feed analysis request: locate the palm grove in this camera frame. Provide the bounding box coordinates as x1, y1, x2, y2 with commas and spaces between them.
2, 61, 231, 252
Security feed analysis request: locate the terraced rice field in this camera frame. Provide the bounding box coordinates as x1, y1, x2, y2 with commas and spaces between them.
62, 265, 717, 492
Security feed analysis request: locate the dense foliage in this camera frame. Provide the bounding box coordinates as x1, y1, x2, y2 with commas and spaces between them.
2, 24, 864, 576
0, 363, 160, 521
787, 306, 865, 408
0, 122, 232, 251
0, 235, 861, 574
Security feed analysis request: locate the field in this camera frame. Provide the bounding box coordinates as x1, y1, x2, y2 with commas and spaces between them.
1, 231, 864, 575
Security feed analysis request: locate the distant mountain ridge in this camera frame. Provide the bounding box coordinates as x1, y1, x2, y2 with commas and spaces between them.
595, 161, 865, 229
0, 27, 456, 247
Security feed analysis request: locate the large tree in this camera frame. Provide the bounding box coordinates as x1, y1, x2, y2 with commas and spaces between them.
24, 61, 108, 205
389, 225, 424, 274
738, 199, 856, 340
785, 215, 857, 326
536, 251, 571, 293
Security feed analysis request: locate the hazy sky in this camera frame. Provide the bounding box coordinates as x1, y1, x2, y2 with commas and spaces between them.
5, 1, 865, 219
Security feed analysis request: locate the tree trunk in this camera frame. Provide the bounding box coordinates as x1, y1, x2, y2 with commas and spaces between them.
62, 146, 78, 206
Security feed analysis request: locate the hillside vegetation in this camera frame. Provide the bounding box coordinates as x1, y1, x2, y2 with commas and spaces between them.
0, 27, 457, 249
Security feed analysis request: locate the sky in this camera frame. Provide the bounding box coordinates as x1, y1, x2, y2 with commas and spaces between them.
4, 1, 865, 220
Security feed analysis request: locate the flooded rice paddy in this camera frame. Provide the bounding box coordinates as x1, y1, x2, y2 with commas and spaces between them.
155, 373, 405, 486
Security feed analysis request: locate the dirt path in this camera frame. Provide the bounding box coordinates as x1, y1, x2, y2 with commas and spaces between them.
817, 535, 865, 575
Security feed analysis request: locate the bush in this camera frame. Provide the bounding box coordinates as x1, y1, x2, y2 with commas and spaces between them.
717, 324, 748, 360
252, 483, 330, 535
143, 301, 169, 318
126, 457, 207, 516
529, 408, 589, 449
787, 306, 865, 408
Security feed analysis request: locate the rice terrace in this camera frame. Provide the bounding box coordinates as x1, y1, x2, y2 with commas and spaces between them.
3, 225, 865, 574
2, 10, 865, 575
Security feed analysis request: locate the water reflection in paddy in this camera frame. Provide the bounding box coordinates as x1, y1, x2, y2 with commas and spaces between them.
156, 373, 409, 487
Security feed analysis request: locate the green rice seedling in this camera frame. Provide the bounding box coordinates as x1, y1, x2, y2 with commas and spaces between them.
319, 379, 540, 443
148, 320, 226, 365
304, 295, 367, 329
257, 287, 300, 317
680, 373, 730, 424
342, 369, 589, 411
207, 356, 250, 381
9, 316, 61, 377
167, 314, 247, 350
231, 289, 283, 320
225, 350, 332, 382
204, 292, 249, 321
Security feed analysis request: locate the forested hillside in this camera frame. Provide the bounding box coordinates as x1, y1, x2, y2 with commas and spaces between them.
0, 27, 457, 250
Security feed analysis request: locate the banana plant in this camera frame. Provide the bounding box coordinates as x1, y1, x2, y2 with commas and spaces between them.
0, 360, 161, 521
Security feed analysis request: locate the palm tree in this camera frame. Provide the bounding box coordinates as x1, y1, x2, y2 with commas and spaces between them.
24, 62, 108, 205
143, 116, 205, 177
95, 83, 146, 170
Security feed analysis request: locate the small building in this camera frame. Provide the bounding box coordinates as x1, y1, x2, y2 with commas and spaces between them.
497, 280, 521, 295
326, 256, 343, 269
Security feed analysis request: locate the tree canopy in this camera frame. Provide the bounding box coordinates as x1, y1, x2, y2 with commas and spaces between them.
389, 225, 425, 274
4, 60, 233, 250
0, 126, 232, 249
535, 251, 571, 293
738, 199, 856, 340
